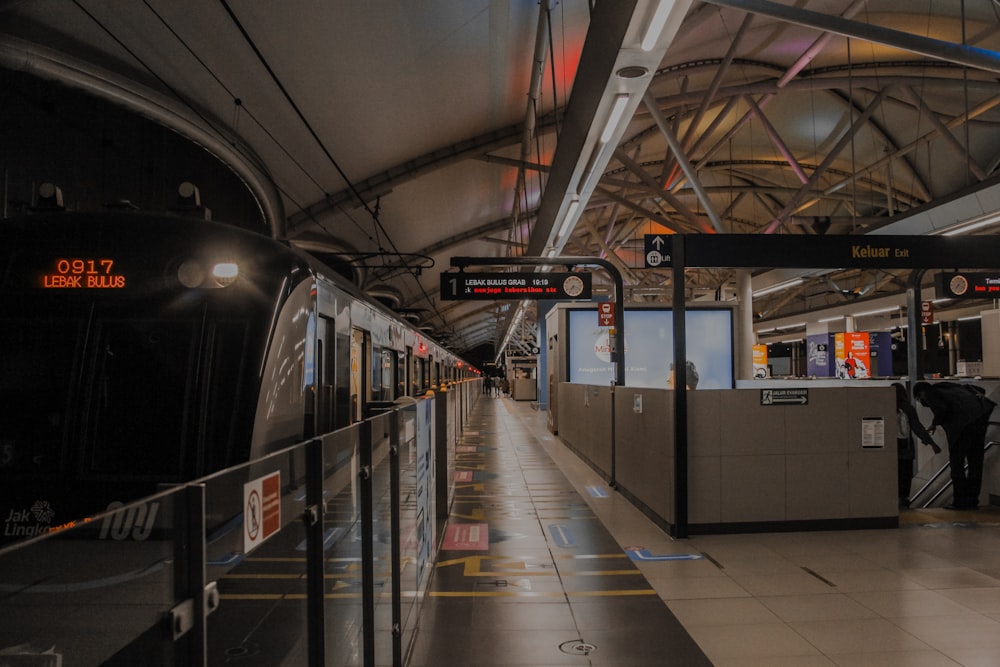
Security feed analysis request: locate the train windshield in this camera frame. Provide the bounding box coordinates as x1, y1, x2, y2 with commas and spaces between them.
0, 310, 249, 481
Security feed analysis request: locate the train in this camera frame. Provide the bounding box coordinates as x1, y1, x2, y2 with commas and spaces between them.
0, 204, 473, 545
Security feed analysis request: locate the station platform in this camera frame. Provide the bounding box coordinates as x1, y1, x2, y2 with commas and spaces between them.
407, 395, 1000, 666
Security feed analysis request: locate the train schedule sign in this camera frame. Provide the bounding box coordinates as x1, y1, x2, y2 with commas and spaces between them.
440, 272, 591, 300
934, 271, 1000, 299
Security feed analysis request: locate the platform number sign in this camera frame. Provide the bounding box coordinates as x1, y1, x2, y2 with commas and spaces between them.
644, 235, 672, 268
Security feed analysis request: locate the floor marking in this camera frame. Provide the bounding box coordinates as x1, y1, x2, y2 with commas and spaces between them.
428, 589, 657, 598
548, 524, 577, 548
436, 555, 639, 577
625, 547, 703, 561
442, 523, 489, 550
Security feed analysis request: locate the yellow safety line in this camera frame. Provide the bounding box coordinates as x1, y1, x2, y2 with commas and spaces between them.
429, 589, 658, 598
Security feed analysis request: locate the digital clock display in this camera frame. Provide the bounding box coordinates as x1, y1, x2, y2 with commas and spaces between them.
41, 258, 127, 289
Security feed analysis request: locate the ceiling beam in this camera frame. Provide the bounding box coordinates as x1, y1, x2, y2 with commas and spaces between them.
701, 0, 1000, 75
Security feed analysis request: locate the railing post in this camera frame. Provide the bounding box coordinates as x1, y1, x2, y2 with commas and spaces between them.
304, 438, 326, 666
169, 484, 208, 665
388, 411, 403, 666
359, 419, 376, 667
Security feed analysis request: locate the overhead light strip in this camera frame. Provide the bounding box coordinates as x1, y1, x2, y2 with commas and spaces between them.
557, 198, 581, 240
752, 278, 803, 297
933, 211, 1000, 236
852, 306, 900, 317
600, 94, 631, 144
640, 1, 677, 51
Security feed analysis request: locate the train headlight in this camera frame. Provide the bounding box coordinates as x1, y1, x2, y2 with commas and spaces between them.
212, 262, 239, 287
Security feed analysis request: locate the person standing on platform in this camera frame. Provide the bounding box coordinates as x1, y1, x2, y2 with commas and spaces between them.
893, 383, 939, 508
484, 376, 493, 396
912, 382, 996, 510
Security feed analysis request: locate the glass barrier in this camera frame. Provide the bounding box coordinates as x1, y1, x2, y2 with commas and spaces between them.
0, 396, 443, 666
0, 487, 186, 666
201, 442, 310, 665
319, 424, 364, 667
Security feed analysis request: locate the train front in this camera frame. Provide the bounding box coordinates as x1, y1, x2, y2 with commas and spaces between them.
0, 211, 308, 545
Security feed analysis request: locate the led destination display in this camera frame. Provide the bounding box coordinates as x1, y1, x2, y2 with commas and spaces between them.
40, 257, 126, 289
440, 272, 591, 300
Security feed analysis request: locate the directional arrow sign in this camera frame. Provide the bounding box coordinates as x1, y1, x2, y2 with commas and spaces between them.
643, 234, 672, 268
760, 388, 809, 406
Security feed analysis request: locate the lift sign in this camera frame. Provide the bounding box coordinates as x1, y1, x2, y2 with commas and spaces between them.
40, 257, 127, 289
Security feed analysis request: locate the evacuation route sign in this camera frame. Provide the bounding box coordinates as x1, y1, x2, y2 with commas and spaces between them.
244, 471, 281, 553
760, 388, 809, 406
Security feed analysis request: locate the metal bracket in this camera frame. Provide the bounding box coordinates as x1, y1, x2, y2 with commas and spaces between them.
168, 581, 221, 641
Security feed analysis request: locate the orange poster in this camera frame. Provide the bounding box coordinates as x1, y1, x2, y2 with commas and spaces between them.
752, 344, 768, 379
834, 332, 870, 379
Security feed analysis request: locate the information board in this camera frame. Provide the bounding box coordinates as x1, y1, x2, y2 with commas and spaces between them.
440, 272, 591, 300
934, 271, 1000, 298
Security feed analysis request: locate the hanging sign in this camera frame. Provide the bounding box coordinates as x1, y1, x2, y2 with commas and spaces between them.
598, 302, 615, 326
439, 272, 591, 300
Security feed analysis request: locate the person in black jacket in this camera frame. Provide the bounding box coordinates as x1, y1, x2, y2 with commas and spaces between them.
913, 382, 996, 510
893, 383, 939, 507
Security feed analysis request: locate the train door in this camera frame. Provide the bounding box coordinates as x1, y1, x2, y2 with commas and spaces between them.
350, 328, 368, 423
429, 355, 436, 387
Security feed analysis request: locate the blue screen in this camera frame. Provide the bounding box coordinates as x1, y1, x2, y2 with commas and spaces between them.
566, 308, 733, 389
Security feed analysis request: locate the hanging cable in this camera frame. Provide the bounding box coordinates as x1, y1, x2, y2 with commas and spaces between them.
217, 1, 456, 337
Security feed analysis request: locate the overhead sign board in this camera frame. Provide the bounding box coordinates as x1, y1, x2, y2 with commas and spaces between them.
679, 234, 1000, 269
440, 272, 591, 300
643, 235, 672, 268
934, 271, 1000, 299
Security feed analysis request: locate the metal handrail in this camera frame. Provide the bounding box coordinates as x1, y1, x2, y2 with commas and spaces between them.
909, 436, 999, 508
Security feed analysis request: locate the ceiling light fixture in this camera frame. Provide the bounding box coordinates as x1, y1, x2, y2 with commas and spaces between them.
640, 1, 677, 51
752, 278, 803, 297
557, 198, 581, 240
853, 306, 900, 318
934, 211, 1000, 236
600, 94, 631, 144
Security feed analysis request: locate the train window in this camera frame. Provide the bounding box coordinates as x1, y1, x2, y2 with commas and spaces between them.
381, 349, 395, 400
371, 344, 383, 399
397, 351, 406, 398
0, 320, 78, 476
84, 319, 194, 479
335, 330, 351, 429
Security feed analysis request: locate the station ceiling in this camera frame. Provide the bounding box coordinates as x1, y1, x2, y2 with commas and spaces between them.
4, 1, 1000, 365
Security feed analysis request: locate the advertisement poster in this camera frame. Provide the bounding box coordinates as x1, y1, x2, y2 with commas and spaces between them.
567, 308, 734, 389
834, 332, 871, 379
807, 334, 831, 377
752, 344, 768, 379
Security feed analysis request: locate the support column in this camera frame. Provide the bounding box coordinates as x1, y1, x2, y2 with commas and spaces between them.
736, 270, 754, 380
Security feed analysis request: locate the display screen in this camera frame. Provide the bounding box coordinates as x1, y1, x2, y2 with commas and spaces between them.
567, 308, 734, 389
440, 272, 591, 300
40, 257, 126, 289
